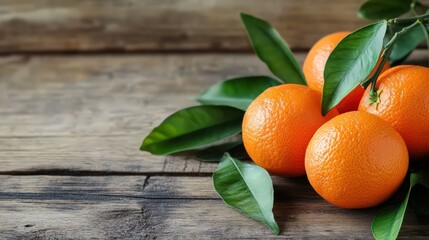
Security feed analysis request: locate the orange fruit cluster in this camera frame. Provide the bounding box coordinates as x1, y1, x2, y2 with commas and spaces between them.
242, 32, 428, 209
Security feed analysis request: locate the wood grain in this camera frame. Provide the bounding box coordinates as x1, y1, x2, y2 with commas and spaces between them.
0, 0, 369, 52
1, 175, 428, 239
0, 53, 278, 173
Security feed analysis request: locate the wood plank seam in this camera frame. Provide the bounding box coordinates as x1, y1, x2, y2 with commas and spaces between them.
0, 192, 219, 201
0, 169, 214, 177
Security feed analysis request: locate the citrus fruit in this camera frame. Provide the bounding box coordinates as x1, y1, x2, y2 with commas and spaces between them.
305, 111, 409, 209
359, 65, 429, 158
242, 84, 338, 176
303, 32, 390, 113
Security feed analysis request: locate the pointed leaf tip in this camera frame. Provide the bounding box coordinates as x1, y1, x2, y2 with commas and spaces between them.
213, 153, 280, 234
141, 105, 244, 155
240, 12, 306, 86
196, 76, 280, 110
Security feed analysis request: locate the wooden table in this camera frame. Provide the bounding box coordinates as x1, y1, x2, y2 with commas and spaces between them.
1, 1, 429, 239
1, 51, 428, 239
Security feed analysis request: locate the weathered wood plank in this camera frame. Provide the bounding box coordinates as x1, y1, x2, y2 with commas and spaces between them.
0, 53, 277, 173
0, 0, 371, 52
0, 175, 428, 239
0, 54, 278, 137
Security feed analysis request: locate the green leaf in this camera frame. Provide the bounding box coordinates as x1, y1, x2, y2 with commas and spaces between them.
359, 0, 412, 20
411, 184, 429, 216
194, 141, 248, 162
389, 22, 426, 64
240, 13, 306, 85
213, 153, 279, 234
196, 76, 280, 111
322, 21, 387, 115
372, 173, 422, 240
141, 106, 244, 155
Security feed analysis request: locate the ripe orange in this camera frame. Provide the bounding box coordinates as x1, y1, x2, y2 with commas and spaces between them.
359, 65, 429, 158
303, 32, 390, 113
242, 84, 338, 176
305, 111, 409, 209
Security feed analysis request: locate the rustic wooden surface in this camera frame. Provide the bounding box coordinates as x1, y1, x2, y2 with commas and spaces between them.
1, 175, 428, 239
1, 51, 429, 239
0, 53, 279, 174
0, 0, 370, 52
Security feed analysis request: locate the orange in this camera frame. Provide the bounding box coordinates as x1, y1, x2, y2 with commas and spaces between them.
242, 84, 338, 176
303, 32, 390, 113
305, 111, 409, 209
359, 65, 429, 158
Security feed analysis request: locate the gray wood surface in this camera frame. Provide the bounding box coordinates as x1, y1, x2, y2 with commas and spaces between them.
1, 51, 428, 239
0, 0, 369, 52
1, 175, 428, 239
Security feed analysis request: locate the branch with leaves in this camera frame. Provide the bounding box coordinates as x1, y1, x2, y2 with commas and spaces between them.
141, 0, 429, 238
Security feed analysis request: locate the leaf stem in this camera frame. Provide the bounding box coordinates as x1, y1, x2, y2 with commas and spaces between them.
369, 51, 390, 96
386, 20, 420, 48
389, 12, 429, 25
369, 20, 421, 102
